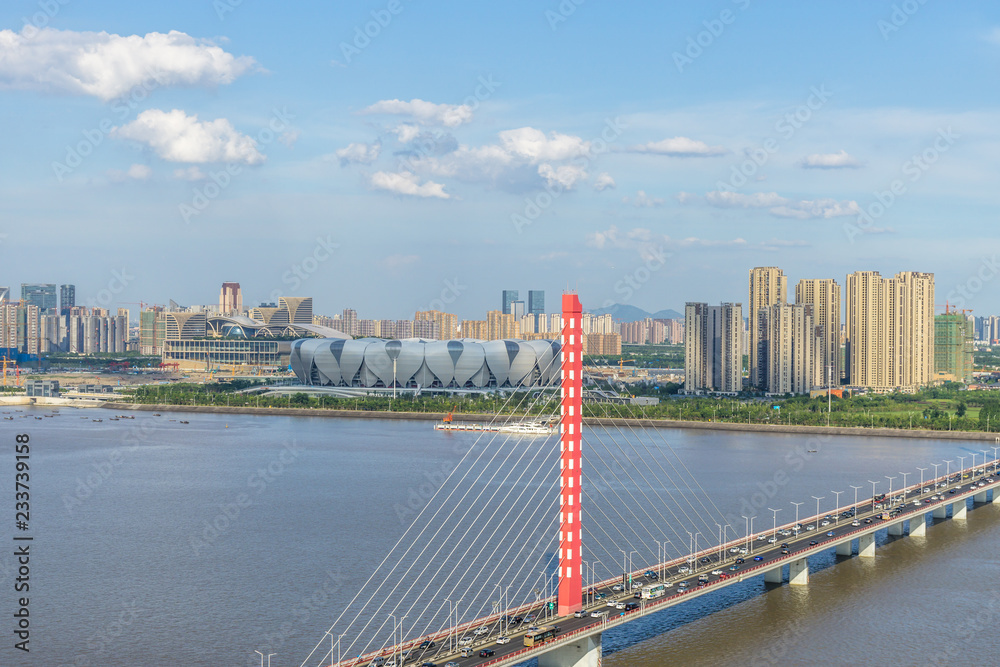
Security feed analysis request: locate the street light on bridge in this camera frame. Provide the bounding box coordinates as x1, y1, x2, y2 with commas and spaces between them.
254, 650, 275, 667
811, 496, 824, 531
916, 467, 927, 494
849, 485, 862, 516
958, 456, 967, 479
944, 460, 953, 485
831, 490, 843, 524
790, 501, 803, 532
767, 507, 781, 542
899, 472, 910, 498
867, 480, 879, 513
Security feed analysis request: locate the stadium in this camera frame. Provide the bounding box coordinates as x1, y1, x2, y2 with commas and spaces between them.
290, 337, 562, 390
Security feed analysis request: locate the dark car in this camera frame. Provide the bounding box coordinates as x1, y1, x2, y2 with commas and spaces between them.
419, 640, 436, 649
734, 558, 745, 564
780, 548, 790, 555
780, 543, 790, 548
699, 557, 711, 564
421, 663, 437, 667
479, 649, 495, 658
753, 555, 763, 561
625, 603, 639, 611
809, 540, 819, 546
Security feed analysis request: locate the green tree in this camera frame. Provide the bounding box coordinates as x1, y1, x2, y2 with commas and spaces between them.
979, 400, 1000, 431
956, 402, 967, 418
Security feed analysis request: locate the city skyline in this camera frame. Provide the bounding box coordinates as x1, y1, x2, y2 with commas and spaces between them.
2, 2, 1000, 317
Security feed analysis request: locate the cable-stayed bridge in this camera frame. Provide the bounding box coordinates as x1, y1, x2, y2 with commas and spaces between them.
297, 294, 1000, 667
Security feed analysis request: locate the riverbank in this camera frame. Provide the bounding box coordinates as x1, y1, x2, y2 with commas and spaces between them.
99, 402, 1000, 442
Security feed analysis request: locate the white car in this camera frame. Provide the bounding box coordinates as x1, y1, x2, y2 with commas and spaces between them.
496, 636, 510, 645
820, 520, 830, 526
767, 537, 777, 543
678, 566, 690, 574
459, 636, 473, 646
473, 626, 490, 636
614, 602, 626, 610
711, 569, 723, 575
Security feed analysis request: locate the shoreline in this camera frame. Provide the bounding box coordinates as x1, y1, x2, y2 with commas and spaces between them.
99, 402, 1000, 442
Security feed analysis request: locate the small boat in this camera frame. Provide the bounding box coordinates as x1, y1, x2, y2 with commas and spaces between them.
153, 413, 161, 416
179, 420, 189, 424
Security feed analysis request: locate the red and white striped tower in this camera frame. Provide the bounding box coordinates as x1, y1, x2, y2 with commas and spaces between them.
557, 292, 583, 616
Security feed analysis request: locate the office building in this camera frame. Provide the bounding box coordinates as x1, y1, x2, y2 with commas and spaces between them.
511, 300, 526, 320
685, 302, 743, 394
795, 279, 842, 387
60, 284, 75, 313
528, 290, 545, 328
21, 284, 57, 313
845, 271, 935, 390
219, 282, 242, 315
502, 290, 519, 315
748, 267, 787, 389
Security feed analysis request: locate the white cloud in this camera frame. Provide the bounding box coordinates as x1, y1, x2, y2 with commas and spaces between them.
363, 99, 474, 127
173, 166, 206, 181
498, 127, 591, 163
700, 190, 859, 219
622, 190, 665, 207
393, 124, 421, 143
538, 163, 587, 189
628, 136, 727, 157
799, 149, 863, 169
588, 225, 807, 254
593, 173, 616, 191
108, 163, 151, 181
334, 142, 381, 166
0, 28, 256, 101
370, 171, 450, 199
112, 109, 264, 165
278, 130, 300, 148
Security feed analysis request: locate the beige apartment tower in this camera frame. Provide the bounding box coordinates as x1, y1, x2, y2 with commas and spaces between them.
749, 267, 787, 388
685, 302, 743, 393
762, 303, 816, 395
795, 279, 841, 387
845, 271, 934, 390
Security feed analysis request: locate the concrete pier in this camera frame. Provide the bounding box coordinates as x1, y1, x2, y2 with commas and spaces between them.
789, 558, 809, 586
859, 533, 876, 558
909, 513, 927, 537
764, 567, 782, 583
933, 504, 947, 519
975, 491, 988, 503
952, 501, 968, 521
888, 519, 904, 536
539, 633, 601, 667
836, 540, 853, 556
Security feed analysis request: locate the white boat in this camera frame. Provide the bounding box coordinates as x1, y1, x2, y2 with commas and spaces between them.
433, 419, 557, 435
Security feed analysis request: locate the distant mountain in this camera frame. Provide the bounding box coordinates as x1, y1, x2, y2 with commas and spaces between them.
590, 304, 682, 322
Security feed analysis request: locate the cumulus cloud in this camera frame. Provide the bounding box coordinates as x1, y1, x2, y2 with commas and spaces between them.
622, 190, 665, 207
370, 171, 450, 199
393, 124, 421, 143
112, 109, 264, 164
334, 141, 381, 166
538, 163, 587, 189
593, 172, 616, 191
799, 149, 863, 169
0, 28, 256, 101
628, 137, 727, 157
363, 99, 473, 127
695, 190, 860, 219
588, 225, 807, 254
498, 127, 591, 163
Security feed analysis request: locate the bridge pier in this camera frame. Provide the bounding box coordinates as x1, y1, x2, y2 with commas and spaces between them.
858, 533, 875, 558
909, 513, 927, 537
887, 520, 904, 536
975, 491, 988, 503
538, 632, 601, 667
933, 504, 947, 519
835, 540, 853, 556
788, 558, 808, 586
952, 501, 968, 521
764, 566, 782, 583
993, 488, 1000, 504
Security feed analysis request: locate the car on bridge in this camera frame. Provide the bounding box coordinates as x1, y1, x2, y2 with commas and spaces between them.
479, 649, 495, 658
458, 636, 473, 646
496, 636, 510, 644
753, 556, 763, 561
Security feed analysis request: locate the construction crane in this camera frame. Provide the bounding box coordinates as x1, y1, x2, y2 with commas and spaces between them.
0, 356, 16, 388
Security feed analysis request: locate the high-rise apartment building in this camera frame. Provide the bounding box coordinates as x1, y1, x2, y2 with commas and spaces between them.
219, 282, 242, 315
795, 279, 842, 387
934, 313, 974, 384
501, 290, 519, 315
748, 267, 787, 388
461, 319, 489, 339
414, 310, 457, 339
762, 303, 816, 395
487, 310, 520, 340
60, 284, 75, 313
684, 302, 743, 393
845, 271, 935, 390
21, 284, 57, 313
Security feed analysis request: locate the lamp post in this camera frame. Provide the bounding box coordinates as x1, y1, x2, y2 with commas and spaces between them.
945, 460, 953, 487
742, 515, 755, 555
768, 507, 781, 542
868, 480, 879, 512
849, 484, 861, 517
653, 541, 663, 581
916, 467, 927, 494
831, 490, 842, 524
899, 472, 910, 498
884, 476, 896, 507
932, 463, 941, 489
958, 455, 967, 479
982, 450, 989, 475
811, 496, 824, 530
790, 501, 803, 532
992, 446, 1000, 476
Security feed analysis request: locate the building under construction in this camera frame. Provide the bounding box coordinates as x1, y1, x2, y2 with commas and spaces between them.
934, 312, 974, 384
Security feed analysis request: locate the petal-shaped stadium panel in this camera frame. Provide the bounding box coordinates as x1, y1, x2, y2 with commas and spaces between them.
313, 338, 348, 386
289, 339, 309, 380
363, 343, 395, 387
412, 360, 437, 388
524, 339, 560, 386
508, 341, 537, 386
482, 340, 514, 387
424, 341, 456, 387
339, 339, 378, 386
393, 339, 426, 386
453, 341, 487, 387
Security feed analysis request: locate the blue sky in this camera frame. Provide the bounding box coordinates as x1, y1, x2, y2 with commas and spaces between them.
2, 0, 1000, 319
